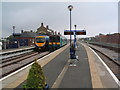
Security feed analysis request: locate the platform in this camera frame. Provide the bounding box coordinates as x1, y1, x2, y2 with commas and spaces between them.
87, 43, 119, 63
0, 46, 34, 55
1, 43, 119, 89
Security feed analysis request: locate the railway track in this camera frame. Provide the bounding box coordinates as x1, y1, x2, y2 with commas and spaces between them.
1, 52, 38, 68
0, 51, 50, 78
90, 47, 120, 80
0, 50, 34, 60
1, 51, 35, 64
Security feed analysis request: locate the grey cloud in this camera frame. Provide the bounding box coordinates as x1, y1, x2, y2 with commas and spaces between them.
2, 2, 118, 38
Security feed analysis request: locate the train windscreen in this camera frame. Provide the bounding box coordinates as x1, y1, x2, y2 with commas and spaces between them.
36, 38, 45, 43
56, 36, 60, 42
50, 35, 60, 42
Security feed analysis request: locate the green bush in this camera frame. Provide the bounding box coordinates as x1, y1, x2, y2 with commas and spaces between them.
23, 60, 46, 89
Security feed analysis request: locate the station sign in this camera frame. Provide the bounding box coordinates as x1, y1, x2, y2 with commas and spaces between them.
64, 30, 86, 35
75, 30, 86, 35
64, 30, 74, 35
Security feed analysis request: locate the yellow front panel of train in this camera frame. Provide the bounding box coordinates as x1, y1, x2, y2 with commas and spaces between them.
35, 36, 45, 47
35, 43, 45, 47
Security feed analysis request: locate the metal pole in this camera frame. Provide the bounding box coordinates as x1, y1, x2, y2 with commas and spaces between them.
74, 25, 76, 48
68, 5, 73, 59
70, 10, 72, 47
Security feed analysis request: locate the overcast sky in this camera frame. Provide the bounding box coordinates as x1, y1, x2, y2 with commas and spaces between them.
1, 1, 118, 38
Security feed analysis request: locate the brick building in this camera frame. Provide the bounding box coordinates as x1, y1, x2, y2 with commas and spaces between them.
95, 33, 120, 44
16, 30, 37, 46
36, 23, 54, 35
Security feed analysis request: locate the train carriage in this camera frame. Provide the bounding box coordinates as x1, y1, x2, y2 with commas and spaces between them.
49, 35, 60, 50
60, 36, 67, 47
49, 35, 67, 50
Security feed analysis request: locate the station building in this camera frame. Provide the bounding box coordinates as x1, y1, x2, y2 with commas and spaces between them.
16, 30, 36, 46
6, 23, 56, 48
36, 23, 54, 35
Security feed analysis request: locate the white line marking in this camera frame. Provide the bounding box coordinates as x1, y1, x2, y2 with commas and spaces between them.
0, 44, 69, 82
89, 47, 120, 87
52, 59, 70, 88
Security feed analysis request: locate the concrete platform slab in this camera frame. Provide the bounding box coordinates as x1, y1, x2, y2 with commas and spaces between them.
58, 42, 92, 88
81, 42, 119, 88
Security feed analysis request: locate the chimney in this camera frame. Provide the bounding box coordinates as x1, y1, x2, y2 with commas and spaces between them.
46, 25, 49, 29
58, 32, 60, 35
21, 30, 24, 33
55, 31, 57, 35
41, 23, 44, 27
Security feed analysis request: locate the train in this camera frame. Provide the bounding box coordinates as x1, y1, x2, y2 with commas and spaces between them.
34, 35, 67, 51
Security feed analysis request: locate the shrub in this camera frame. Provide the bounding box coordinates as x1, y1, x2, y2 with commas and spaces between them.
23, 59, 46, 89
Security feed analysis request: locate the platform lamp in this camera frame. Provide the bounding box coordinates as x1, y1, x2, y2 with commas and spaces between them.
68, 5, 74, 59
68, 5, 73, 48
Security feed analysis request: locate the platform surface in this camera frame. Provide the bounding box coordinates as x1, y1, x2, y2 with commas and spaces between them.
58, 43, 92, 88
16, 43, 92, 88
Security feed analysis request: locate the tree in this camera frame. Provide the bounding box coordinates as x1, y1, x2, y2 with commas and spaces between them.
23, 59, 46, 89
7, 35, 14, 40
99, 33, 104, 35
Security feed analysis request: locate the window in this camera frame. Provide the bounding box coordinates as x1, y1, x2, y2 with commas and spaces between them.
36, 38, 45, 43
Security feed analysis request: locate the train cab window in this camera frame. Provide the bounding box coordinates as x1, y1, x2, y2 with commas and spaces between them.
36, 38, 45, 43
56, 36, 60, 42
50, 35, 60, 42
50, 36, 54, 42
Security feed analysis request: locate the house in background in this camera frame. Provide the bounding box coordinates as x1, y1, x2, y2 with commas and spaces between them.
16, 30, 37, 46
36, 23, 54, 35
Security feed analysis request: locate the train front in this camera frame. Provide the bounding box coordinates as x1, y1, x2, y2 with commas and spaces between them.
34, 36, 49, 51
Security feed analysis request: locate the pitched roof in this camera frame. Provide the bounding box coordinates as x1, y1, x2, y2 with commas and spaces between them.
20, 32, 37, 38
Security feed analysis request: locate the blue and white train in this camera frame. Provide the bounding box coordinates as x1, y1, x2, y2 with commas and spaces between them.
34, 35, 67, 51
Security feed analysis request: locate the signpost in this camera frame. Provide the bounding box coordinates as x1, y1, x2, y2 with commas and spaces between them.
64, 29, 86, 59
66, 5, 86, 62
64, 30, 86, 35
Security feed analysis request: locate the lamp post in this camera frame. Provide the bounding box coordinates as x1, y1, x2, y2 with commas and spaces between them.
68, 5, 74, 59
13, 26, 15, 34
68, 5, 73, 48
